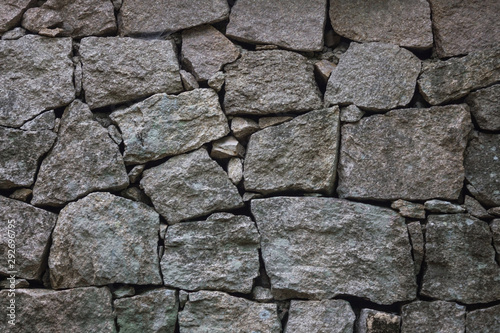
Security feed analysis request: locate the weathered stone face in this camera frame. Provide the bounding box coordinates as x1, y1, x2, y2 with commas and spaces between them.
49, 192, 162, 289
337, 105, 472, 201
465, 85, 500, 131
401, 301, 465, 333
0, 0, 35, 33
224, 50, 322, 115
466, 305, 500, 333
251, 196, 417, 304
407, 222, 424, 275
0, 35, 74, 127
357, 309, 401, 333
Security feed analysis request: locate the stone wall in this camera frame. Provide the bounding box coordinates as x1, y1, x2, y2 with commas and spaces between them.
1, 0, 500, 332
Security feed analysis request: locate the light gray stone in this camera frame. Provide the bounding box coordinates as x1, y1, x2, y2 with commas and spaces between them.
110, 89, 228, 164
488, 207, 500, 217
0, 0, 35, 33
120, 187, 150, 204
401, 301, 465, 333
128, 164, 145, 184
407, 222, 424, 275
338, 105, 472, 201
258, 116, 293, 129
466, 305, 500, 333
314, 59, 336, 83
424, 200, 466, 213
224, 50, 322, 115
111, 285, 135, 299
464, 195, 493, 220
49, 192, 162, 289
0, 278, 29, 289
19, 110, 55, 131
391, 200, 425, 219
211, 136, 245, 159
421, 214, 500, 303
245, 107, 339, 195
141, 148, 243, 224
357, 309, 401, 333
207, 71, 225, 92
227, 158, 243, 185
251, 197, 416, 304
32, 101, 129, 207
180, 69, 199, 91
252, 286, 273, 302
80, 37, 182, 109
1, 27, 26, 40
325, 42, 421, 111
231, 117, 259, 140
107, 124, 122, 145
0, 35, 74, 127
465, 85, 500, 132
340, 105, 364, 123
243, 192, 262, 202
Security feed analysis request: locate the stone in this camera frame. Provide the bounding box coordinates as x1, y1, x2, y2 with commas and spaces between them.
252, 286, 273, 302
391, 200, 426, 219
231, 117, 259, 140
424, 200, 466, 213
207, 71, 225, 92
465, 132, 500, 207
340, 105, 365, 123
0, 126, 56, 189
325, 42, 421, 111
357, 309, 401, 333
251, 197, 416, 304
324, 30, 341, 48
179, 290, 189, 308
0, 278, 29, 289
258, 116, 293, 129
421, 214, 500, 303
141, 148, 243, 224
211, 136, 245, 159
429, 0, 500, 58
465, 85, 500, 131
180, 69, 199, 91
49, 192, 162, 289
161, 214, 260, 293
224, 50, 322, 115
466, 305, 500, 333
338, 105, 472, 201
20, 110, 55, 131
0, 196, 57, 280
330, 0, 432, 50
492, 219, 500, 262
21, 8, 64, 33
407, 222, 424, 275
1, 27, 26, 40
285, 299, 355, 333
120, 187, 150, 204
0, 287, 115, 332
32, 101, 128, 207
245, 107, 339, 195
243, 192, 263, 202
418, 47, 500, 105
179, 290, 281, 332
110, 89, 228, 164
38, 27, 65, 37
115, 289, 178, 333
0, 35, 74, 127
464, 195, 493, 220
107, 124, 122, 145
314, 59, 336, 83
227, 158, 243, 185
402, 301, 465, 333
119, 0, 229, 36
128, 165, 145, 184
111, 285, 135, 299
488, 207, 500, 217
182, 25, 239, 81
9, 188, 32, 202
226, 0, 327, 52
0, 0, 35, 33
80, 37, 182, 109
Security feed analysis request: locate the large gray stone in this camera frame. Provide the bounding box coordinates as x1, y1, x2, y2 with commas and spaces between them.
429, 0, 500, 58
466, 305, 500, 333
357, 309, 400, 333
226, 0, 327, 52
0, 35, 74, 127
32, 101, 129, 207
330, 0, 432, 50
401, 301, 465, 333
465, 85, 500, 132
80, 37, 182, 109
141, 148, 243, 224
119, 0, 229, 36
244, 107, 339, 195
421, 214, 500, 303
251, 197, 416, 304
285, 299, 355, 333
0, 0, 35, 33
325, 42, 420, 111
338, 105, 472, 201
465, 132, 500, 207
418, 47, 500, 105
49, 192, 162, 289
179, 290, 281, 332
224, 50, 322, 115
115, 289, 178, 333
0, 287, 115, 332
0, 196, 57, 280
110, 89, 228, 164
161, 213, 260, 293
407, 222, 424, 275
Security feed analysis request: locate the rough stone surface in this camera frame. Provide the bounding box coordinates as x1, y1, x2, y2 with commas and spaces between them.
424, 200, 465, 213
244, 107, 339, 195
251, 197, 416, 304
465, 85, 500, 132
465, 132, 500, 207
141, 148, 243, 224
314, 59, 336, 83
179, 290, 281, 332
0, 278, 29, 289
119, 0, 229, 36
258, 116, 293, 129
464, 195, 493, 220
252, 286, 273, 302
357, 309, 401, 333
161, 214, 260, 293
488, 207, 500, 217
0, 196, 57, 280
111, 285, 135, 299
231, 117, 259, 140
180, 70, 198, 91
128, 164, 144, 184
20, 110, 55, 131
0, 35, 74, 127
110, 89, 228, 164
226, 0, 327, 52
466, 304, 500, 333
0, 287, 115, 333
340, 105, 364, 123
80, 37, 182, 109
492, 219, 500, 263
418, 47, 500, 105
401, 301, 465, 333
407, 222, 424, 275
211, 136, 245, 159
9, 188, 32, 202
224, 50, 322, 115
325, 42, 420, 111
207, 71, 225, 92
32, 101, 128, 207
0, 0, 34, 33
227, 158, 243, 185
49, 192, 162, 289
115, 289, 178, 333
338, 105, 472, 201
285, 299, 355, 333
429, 0, 500, 58
107, 124, 122, 145
182, 25, 239, 81
391, 200, 426, 219
421, 214, 500, 303
1, 27, 26, 40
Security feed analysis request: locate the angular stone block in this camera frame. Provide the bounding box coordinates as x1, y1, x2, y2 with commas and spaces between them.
401, 301, 465, 333
465, 85, 500, 131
